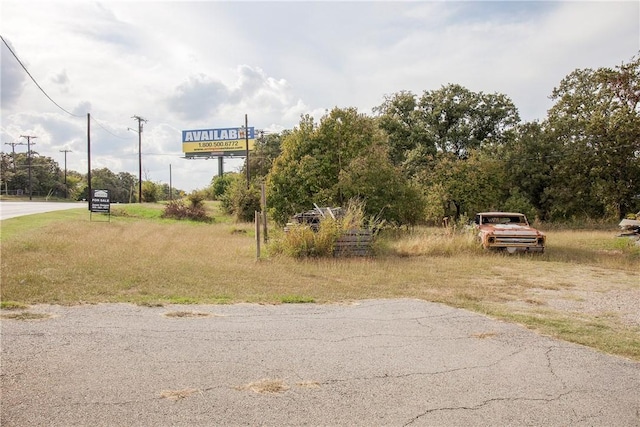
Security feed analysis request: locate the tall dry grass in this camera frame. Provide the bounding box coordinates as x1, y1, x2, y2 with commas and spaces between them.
1, 210, 638, 359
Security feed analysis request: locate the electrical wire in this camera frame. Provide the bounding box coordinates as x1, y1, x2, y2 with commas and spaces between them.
90, 116, 129, 140
1, 34, 83, 119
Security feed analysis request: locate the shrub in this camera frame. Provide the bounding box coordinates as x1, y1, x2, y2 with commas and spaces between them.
221, 177, 261, 223
162, 198, 213, 222
210, 173, 237, 200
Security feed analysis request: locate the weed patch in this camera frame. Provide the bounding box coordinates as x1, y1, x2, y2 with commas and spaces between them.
0, 301, 28, 310
164, 311, 213, 318
280, 295, 315, 304
0, 311, 50, 321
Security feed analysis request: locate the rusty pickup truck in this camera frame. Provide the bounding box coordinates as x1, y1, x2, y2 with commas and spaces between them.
474, 212, 545, 253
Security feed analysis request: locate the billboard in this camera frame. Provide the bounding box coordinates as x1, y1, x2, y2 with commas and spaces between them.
182, 127, 256, 157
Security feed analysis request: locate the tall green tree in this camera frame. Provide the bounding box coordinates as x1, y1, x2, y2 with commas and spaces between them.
267, 107, 419, 225
373, 90, 433, 167
417, 84, 520, 160
0, 152, 64, 197
545, 54, 640, 219
243, 131, 286, 181
338, 145, 425, 226
500, 122, 555, 220
417, 149, 506, 221
78, 168, 138, 203
375, 85, 520, 221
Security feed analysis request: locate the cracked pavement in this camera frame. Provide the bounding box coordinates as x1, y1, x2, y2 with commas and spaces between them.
1, 299, 639, 426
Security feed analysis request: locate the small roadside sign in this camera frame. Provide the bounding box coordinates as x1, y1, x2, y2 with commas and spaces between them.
90, 189, 110, 220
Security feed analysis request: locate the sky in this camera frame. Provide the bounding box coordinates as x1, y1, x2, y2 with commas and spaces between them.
1, 1, 639, 193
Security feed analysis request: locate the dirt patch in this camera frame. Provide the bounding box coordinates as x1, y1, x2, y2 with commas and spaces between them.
540, 289, 640, 327
160, 388, 200, 401
471, 331, 498, 339
236, 378, 290, 394
163, 311, 216, 318
0, 312, 51, 321
513, 288, 640, 327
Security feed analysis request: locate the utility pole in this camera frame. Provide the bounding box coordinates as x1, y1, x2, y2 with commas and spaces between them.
131, 115, 147, 203
87, 113, 91, 210
169, 163, 173, 201
4, 141, 26, 171
60, 149, 72, 198
20, 135, 37, 200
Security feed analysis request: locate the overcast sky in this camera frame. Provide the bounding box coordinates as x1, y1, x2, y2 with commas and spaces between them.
1, 1, 638, 193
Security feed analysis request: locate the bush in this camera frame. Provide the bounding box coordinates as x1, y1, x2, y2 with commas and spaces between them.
210, 173, 236, 200
161, 198, 213, 222
220, 177, 261, 223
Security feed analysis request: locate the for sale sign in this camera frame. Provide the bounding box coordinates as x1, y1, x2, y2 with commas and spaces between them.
91, 189, 110, 213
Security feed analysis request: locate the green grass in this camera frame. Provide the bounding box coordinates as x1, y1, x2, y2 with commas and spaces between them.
0, 311, 50, 321
0, 208, 87, 242
0, 301, 28, 310
280, 295, 316, 304
1, 208, 638, 360
110, 203, 166, 219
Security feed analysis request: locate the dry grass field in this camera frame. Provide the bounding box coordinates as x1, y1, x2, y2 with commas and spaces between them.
1, 203, 638, 360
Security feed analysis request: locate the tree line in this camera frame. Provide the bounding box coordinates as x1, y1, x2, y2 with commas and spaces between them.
218, 55, 639, 226
0, 153, 183, 203
4, 55, 637, 224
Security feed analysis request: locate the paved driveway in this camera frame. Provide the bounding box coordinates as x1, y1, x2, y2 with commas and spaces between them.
0, 201, 86, 220
2, 299, 638, 426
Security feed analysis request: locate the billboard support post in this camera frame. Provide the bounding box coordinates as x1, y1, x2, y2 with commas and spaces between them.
245, 114, 250, 189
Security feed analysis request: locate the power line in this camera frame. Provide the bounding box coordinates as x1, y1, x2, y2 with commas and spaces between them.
1, 35, 83, 119
91, 116, 129, 140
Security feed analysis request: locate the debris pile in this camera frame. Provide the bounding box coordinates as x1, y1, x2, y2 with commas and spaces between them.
618, 213, 640, 245
288, 205, 343, 232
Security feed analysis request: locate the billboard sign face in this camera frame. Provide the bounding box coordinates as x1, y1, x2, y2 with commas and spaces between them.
182, 127, 255, 157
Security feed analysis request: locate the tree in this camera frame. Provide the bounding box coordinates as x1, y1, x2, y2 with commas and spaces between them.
220, 174, 261, 222
339, 145, 425, 226
0, 152, 64, 197
210, 173, 237, 200
545, 54, 640, 219
243, 131, 286, 181
78, 168, 138, 203
374, 85, 520, 214
142, 181, 162, 203
373, 90, 433, 167
501, 122, 555, 220
417, 84, 520, 160
267, 107, 418, 225
417, 149, 506, 221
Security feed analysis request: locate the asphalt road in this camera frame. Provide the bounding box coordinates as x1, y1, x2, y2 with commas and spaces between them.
2, 299, 639, 426
0, 201, 87, 220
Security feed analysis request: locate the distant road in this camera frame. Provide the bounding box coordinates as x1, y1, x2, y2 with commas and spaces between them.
0, 201, 87, 220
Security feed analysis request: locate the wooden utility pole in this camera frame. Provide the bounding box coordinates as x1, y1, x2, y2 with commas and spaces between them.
4, 141, 26, 171
245, 114, 250, 189
60, 149, 72, 198
132, 115, 147, 203
87, 113, 91, 210
20, 135, 36, 200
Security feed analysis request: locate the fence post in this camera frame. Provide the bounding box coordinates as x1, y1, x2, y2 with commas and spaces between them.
255, 211, 261, 260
